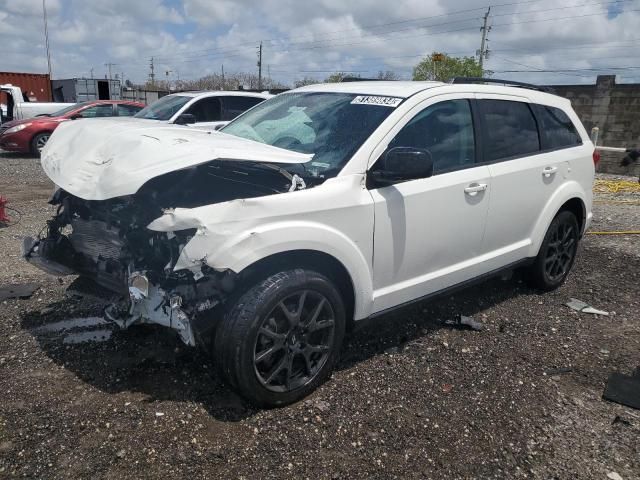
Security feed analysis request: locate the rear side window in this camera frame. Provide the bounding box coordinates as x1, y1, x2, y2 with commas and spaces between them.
535, 105, 582, 149
221, 96, 265, 121
478, 100, 539, 161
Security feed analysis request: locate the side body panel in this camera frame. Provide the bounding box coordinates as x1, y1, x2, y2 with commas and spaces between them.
147, 175, 377, 320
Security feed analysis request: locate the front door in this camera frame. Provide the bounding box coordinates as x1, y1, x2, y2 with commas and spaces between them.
368, 95, 491, 313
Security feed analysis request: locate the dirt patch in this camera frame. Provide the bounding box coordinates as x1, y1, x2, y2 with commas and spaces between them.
1, 152, 639, 479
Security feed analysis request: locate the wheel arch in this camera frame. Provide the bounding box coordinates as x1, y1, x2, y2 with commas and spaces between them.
235, 249, 358, 330
529, 183, 588, 257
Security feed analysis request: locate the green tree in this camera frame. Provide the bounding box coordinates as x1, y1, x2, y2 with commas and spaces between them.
413, 53, 486, 82
324, 72, 360, 83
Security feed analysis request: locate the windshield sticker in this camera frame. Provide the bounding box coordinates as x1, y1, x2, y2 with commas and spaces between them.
351, 95, 402, 107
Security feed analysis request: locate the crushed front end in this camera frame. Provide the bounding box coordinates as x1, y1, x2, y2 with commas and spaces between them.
23, 158, 304, 346
23, 189, 238, 346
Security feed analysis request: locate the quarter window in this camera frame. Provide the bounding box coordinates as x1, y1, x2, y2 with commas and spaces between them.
535, 105, 582, 149
388, 99, 475, 174
478, 100, 540, 161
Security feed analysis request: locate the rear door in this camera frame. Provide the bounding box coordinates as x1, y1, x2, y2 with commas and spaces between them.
479, 96, 574, 267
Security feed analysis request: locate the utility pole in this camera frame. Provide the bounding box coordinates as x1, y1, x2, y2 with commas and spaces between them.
149, 57, 156, 87
221, 64, 225, 90
104, 63, 118, 80
478, 7, 491, 73
257, 41, 263, 90
90, 67, 94, 79
42, 0, 52, 79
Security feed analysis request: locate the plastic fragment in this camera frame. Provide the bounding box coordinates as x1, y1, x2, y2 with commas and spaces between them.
565, 298, 609, 316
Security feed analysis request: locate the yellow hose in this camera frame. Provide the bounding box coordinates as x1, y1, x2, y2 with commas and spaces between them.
589, 180, 640, 234
593, 179, 640, 194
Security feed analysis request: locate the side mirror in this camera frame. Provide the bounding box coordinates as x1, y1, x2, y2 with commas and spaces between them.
70, 113, 83, 120
175, 113, 196, 125
369, 147, 433, 187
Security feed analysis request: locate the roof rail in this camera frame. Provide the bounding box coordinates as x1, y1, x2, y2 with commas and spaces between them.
450, 77, 554, 93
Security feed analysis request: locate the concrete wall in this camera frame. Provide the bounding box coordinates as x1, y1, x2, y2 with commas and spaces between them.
548, 75, 640, 177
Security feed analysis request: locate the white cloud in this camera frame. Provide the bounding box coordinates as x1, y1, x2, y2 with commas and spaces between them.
0, 0, 638, 86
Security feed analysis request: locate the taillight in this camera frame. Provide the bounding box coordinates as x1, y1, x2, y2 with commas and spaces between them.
593, 149, 601, 166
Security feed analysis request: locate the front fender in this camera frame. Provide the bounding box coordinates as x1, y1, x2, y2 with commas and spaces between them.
528, 180, 591, 257
176, 220, 374, 319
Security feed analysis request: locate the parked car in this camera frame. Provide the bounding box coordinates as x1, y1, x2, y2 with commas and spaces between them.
0, 84, 74, 122
133, 90, 272, 130
23, 79, 595, 407
0, 100, 144, 155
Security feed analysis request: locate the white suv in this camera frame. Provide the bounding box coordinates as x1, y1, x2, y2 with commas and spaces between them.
133, 90, 272, 130
25, 79, 595, 406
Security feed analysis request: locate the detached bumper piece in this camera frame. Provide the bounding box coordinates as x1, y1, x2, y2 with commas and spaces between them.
105, 272, 197, 347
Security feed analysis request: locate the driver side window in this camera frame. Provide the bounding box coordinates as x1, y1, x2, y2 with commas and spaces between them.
390, 99, 476, 174
184, 97, 221, 123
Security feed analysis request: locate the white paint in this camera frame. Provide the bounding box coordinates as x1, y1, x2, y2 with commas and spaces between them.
37, 81, 594, 326
41, 120, 312, 200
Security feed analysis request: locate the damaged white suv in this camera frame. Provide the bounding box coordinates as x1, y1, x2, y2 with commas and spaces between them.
24, 79, 595, 406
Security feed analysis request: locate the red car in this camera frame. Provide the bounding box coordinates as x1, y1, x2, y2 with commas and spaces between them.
0, 100, 145, 155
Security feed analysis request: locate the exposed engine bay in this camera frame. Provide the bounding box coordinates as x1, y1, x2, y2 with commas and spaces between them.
23, 160, 312, 346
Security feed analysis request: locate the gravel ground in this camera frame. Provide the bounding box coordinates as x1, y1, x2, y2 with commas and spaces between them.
0, 151, 639, 479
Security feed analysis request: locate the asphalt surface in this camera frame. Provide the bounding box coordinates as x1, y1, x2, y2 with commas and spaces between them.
0, 150, 639, 479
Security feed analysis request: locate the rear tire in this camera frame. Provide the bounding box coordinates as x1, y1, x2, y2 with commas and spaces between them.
527, 210, 579, 291
31, 132, 51, 156
213, 269, 346, 407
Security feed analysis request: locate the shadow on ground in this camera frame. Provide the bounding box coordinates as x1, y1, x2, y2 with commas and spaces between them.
20, 270, 534, 421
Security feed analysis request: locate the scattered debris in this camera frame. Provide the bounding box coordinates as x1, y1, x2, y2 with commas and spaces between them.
441, 384, 453, 394
443, 315, 485, 331
612, 415, 632, 427
603, 368, 640, 410
0, 283, 40, 301
544, 367, 573, 376
606, 472, 624, 480
314, 400, 330, 413
459, 315, 485, 331
565, 298, 609, 316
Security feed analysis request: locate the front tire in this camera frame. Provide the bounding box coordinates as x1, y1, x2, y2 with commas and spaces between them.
31, 132, 51, 156
214, 269, 346, 407
528, 210, 580, 291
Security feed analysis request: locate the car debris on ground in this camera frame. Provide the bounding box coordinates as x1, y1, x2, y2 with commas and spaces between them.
0, 283, 39, 301
603, 367, 640, 410
565, 298, 610, 315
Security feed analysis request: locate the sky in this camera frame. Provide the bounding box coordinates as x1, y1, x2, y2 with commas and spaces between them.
1, 0, 639, 87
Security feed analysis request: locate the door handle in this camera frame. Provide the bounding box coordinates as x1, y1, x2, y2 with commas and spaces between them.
464, 183, 488, 196
542, 166, 558, 177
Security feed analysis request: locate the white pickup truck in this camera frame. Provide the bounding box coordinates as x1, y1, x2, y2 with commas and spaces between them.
0, 84, 74, 124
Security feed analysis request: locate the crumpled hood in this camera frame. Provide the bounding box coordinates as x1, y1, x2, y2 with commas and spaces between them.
41, 117, 312, 201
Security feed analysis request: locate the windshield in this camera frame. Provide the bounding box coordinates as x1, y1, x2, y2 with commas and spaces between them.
50, 102, 87, 117
221, 92, 397, 178
134, 95, 191, 121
